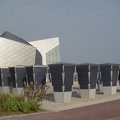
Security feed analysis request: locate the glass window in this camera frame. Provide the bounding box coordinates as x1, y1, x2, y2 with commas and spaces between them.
46, 45, 60, 64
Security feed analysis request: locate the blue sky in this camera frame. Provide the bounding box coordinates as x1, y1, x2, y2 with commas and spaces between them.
0, 0, 120, 64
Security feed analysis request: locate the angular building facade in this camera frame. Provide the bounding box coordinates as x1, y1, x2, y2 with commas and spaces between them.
0, 31, 60, 67
29, 37, 60, 65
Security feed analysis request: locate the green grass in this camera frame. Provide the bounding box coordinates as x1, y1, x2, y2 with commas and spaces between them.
0, 93, 42, 116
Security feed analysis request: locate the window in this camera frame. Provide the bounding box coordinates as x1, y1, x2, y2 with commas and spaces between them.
46, 45, 60, 64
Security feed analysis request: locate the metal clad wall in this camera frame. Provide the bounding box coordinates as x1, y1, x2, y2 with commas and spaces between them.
76, 65, 89, 89
100, 65, 111, 86
49, 64, 63, 92
0, 37, 42, 67
1, 68, 11, 86
34, 66, 47, 87
9, 67, 16, 87
0, 68, 2, 86
112, 66, 119, 86
16, 67, 26, 88
90, 66, 98, 89
26, 66, 34, 84
64, 66, 75, 91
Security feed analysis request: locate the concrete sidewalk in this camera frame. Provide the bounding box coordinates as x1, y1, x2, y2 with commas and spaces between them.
41, 83, 120, 112
0, 97, 120, 120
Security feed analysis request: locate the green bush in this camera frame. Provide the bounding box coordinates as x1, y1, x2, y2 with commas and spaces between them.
17, 101, 31, 113
0, 94, 18, 113
17, 99, 39, 113
24, 82, 49, 103
0, 83, 49, 115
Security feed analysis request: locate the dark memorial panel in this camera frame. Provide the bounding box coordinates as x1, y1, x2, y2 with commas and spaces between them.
9, 67, 16, 88
15, 67, 26, 88
90, 66, 98, 89
100, 65, 111, 86
90, 71, 97, 89
100, 65, 111, 72
49, 64, 63, 74
77, 64, 99, 89
64, 73, 73, 91
78, 72, 89, 85
50, 73, 63, 92
25, 66, 34, 84
33, 66, 47, 87
0, 68, 2, 86
1, 68, 11, 86
16, 67, 26, 74
65, 85, 72, 91
34, 66, 47, 73
17, 73, 26, 87
49, 63, 75, 92
53, 85, 62, 92
64, 66, 75, 74
80, 84, 88, 89
64, 66, 75, 91
77, 65, 89, 73
90, 66, 98, 73
112, 66, 119, 86
118, 70, 120, 80
49, 64, 63, 87
35, 73, 46, 87
76, 65, 89, 85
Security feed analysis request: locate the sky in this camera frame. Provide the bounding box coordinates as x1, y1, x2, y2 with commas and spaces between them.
0, 0, 120, 64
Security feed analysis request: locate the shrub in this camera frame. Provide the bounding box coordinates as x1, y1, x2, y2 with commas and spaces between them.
0, 94, 18, 113
0, 82, 49, 114
24, 82, 50, 103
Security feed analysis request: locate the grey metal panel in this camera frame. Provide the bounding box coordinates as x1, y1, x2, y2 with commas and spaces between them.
112, 66, 119, 86
51, 73, 63, 92
25, 66, 34, 84
90, 66, 98, 89
64, 65, 75, 91
15, 66, 26, 88
9, 67, 16, 87
76, 64, 98, 89
100, 64, 119, 86
100, 65, 111, 86
49, 63, 75, 92
76, 65, 89, 88
1, 67, 11, 86
33, 65, 47, 87
1, 31, 31, 45
16, 73, 26, 88
0, 68, 2, 86
26, 65, 47, 87
49, 64, 63, 92
9, 66, 27, 88
35, 50, 42, 65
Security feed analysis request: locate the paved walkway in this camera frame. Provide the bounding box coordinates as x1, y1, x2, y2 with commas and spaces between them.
0, 99, 120, 120
0, 83, 120, 120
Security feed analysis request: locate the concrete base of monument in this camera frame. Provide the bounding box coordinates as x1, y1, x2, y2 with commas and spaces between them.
80, 89, 96, 98
103, 86, 117, 95
117, 81, 120, 89
99, 84, 104, 93
54, 91, 72, 103
12, 88, 24, 95
0, 86, 10, 94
